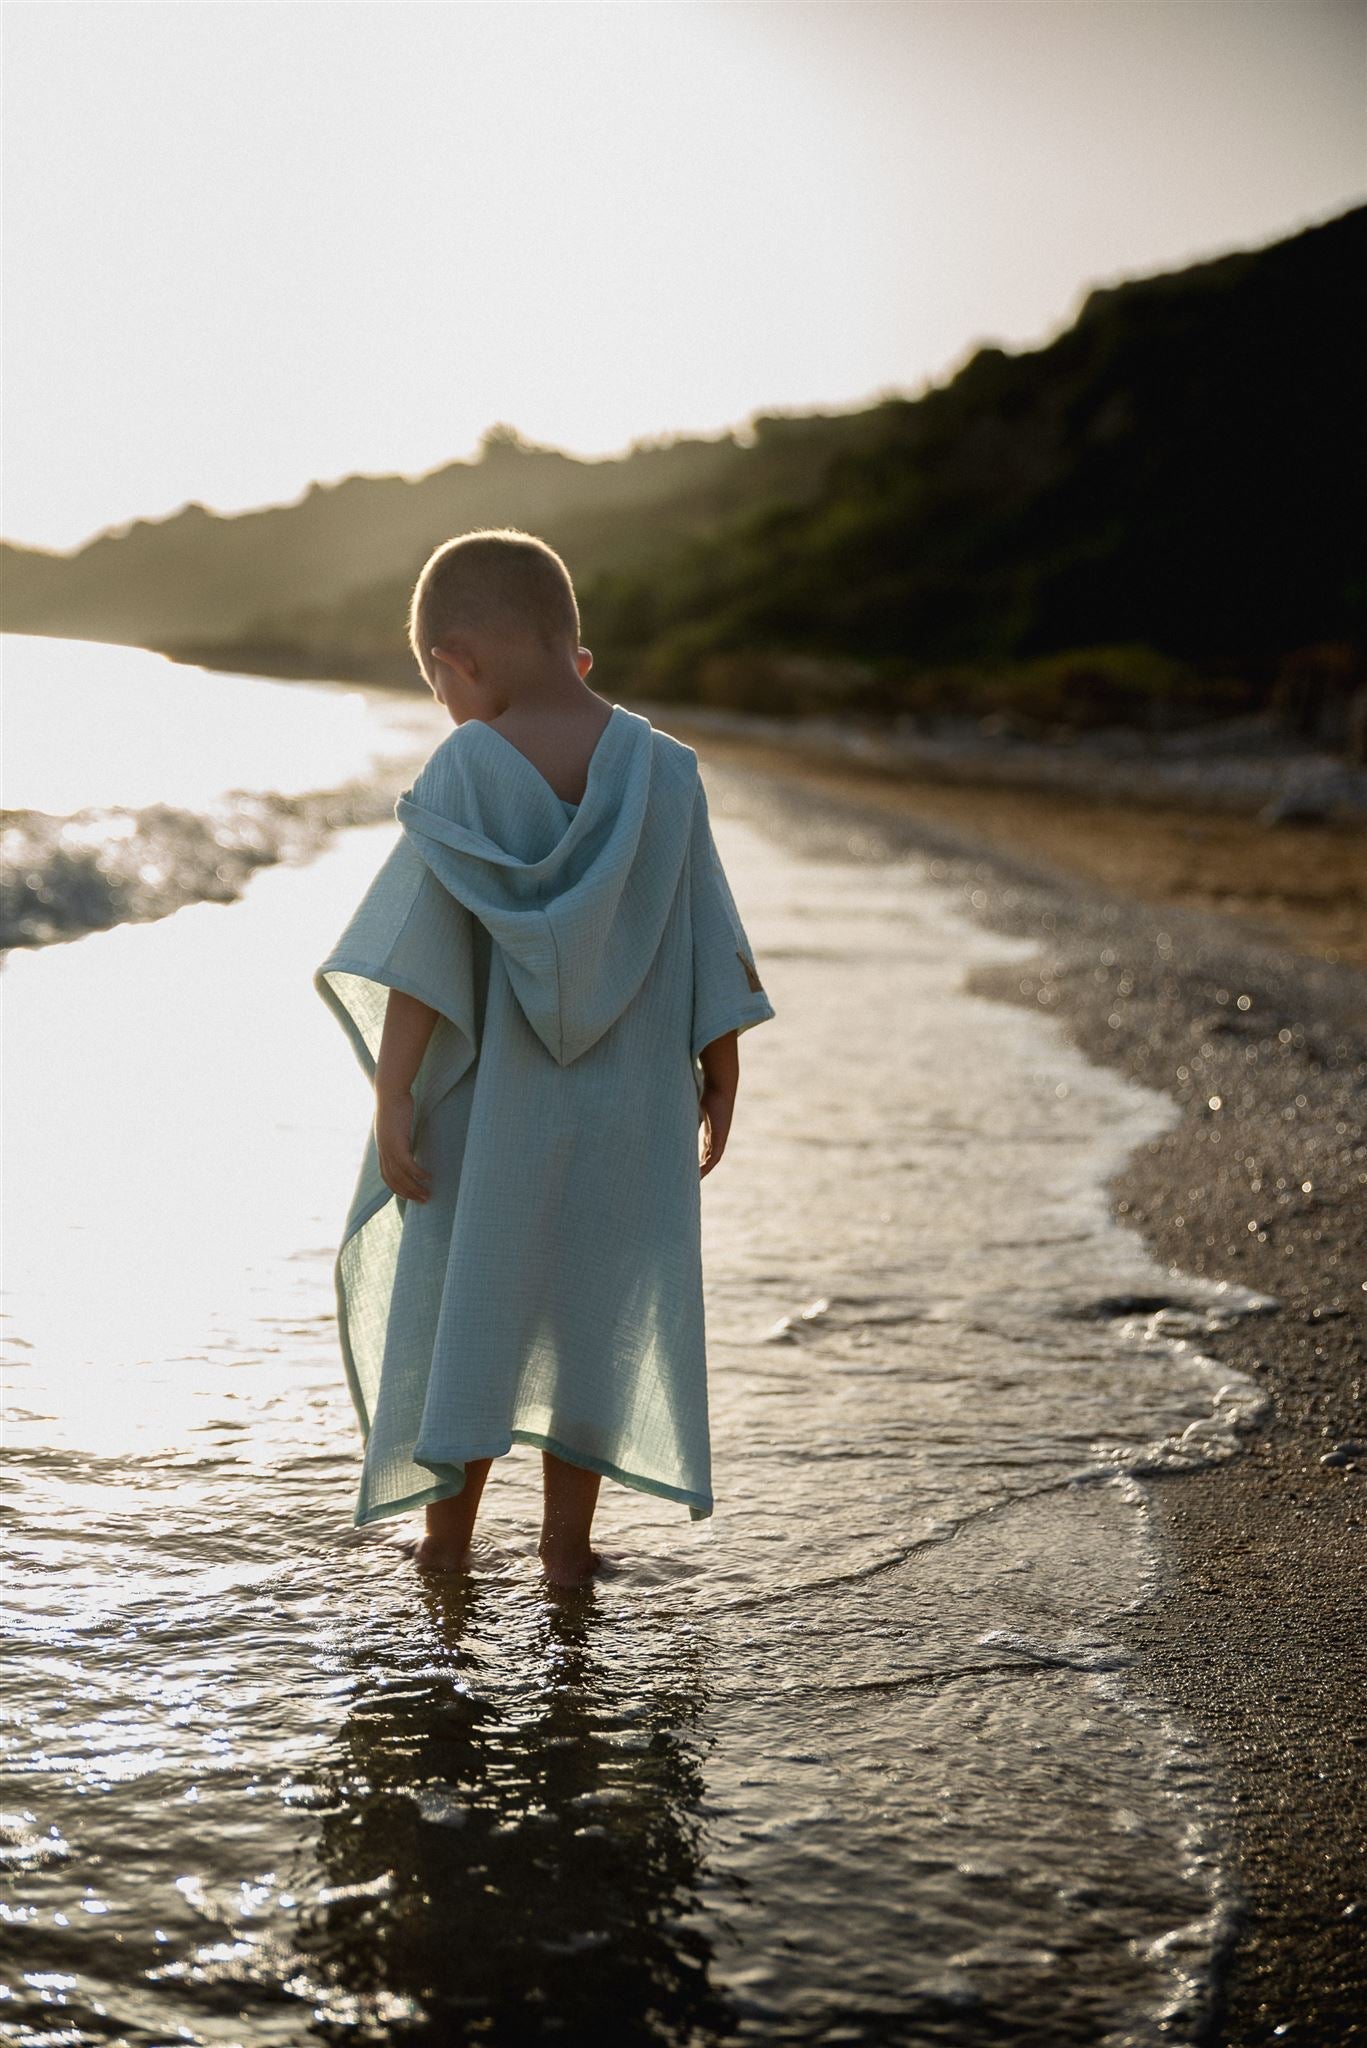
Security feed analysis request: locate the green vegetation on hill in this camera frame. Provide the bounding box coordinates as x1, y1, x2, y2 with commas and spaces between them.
596, 204, 1365, 734
0, 411, 884, 665
3, 204, 1363, 739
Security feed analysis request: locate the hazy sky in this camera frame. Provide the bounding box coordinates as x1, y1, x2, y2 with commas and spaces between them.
3, 0, 1363, 554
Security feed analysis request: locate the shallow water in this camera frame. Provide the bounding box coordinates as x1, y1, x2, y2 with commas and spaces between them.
0, 635, 432, 948
1, 653, 1275, 2044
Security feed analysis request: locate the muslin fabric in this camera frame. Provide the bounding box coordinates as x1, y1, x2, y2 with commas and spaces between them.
314, 703, 776, 1527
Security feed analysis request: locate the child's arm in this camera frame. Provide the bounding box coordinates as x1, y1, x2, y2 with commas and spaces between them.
374, 989, 438, 1203
698, 1028, 739, 1179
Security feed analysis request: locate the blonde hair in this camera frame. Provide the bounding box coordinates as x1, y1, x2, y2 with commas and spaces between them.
408, 528, 581, 684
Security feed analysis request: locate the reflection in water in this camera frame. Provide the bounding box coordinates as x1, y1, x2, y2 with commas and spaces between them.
1, 668, 1275, 2044
293, 1585, 734, 2042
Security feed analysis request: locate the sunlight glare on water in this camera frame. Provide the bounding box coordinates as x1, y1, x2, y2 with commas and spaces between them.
0, 634, 428, 814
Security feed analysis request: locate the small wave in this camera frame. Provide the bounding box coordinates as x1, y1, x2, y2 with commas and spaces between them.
0, 771, 419, 952
975, 1627, 1134, 1672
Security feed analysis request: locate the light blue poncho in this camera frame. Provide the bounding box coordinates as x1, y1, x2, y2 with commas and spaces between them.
314, 703, 776, 1527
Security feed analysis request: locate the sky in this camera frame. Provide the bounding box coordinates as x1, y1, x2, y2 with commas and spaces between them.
3, 0, 1363, 556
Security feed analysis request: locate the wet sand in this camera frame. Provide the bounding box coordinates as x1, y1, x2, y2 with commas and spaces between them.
656, 709, 1366, 2048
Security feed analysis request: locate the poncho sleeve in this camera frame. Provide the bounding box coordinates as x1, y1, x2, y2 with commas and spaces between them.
313, 828, 482, 1135
689, 777, 777, 1063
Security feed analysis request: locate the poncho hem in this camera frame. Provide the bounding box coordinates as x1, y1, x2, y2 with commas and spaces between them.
691, 990, 777, 1067
313, 955, 472, 1083
354, 1430, 714, 1527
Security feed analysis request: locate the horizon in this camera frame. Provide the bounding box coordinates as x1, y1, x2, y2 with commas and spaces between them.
3, 0, 1364, 556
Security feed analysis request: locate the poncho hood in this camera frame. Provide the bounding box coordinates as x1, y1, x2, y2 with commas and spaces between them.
393, 703, 699, 1067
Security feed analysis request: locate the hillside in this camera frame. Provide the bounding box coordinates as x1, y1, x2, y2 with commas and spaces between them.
4, 203, 1363, 732
601, 202, 1365, 725
0, 411, 888, 672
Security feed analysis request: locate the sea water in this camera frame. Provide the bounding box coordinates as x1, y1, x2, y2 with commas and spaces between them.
0, 639, 1272, 2045
0, 634, 431, 948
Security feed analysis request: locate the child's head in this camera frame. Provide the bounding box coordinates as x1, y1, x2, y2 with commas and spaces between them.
408, 528, 586, 713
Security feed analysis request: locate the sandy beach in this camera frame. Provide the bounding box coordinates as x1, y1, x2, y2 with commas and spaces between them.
639, 709, 1367, 971
654, 707, 1366, 2047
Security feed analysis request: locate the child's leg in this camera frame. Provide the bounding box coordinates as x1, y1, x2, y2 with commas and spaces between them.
414, 1458, 493, 1572
538, 1451, 602, 1585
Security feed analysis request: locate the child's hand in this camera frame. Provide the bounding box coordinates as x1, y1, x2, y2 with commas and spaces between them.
375, 1089, 433, 1204
698, 1082, 734, 1179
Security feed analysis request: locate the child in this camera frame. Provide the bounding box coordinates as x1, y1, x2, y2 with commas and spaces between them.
315, 527, 776, 1586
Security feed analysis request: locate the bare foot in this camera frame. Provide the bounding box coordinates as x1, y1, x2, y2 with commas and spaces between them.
412, 1534, 475, 1574
538, 1546, 620, 1588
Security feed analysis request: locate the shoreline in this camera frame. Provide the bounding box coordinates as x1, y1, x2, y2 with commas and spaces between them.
635, 706, 1367, 971
663, 712, 1366, 2047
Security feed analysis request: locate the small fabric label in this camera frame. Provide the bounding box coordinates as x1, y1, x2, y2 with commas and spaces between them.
737, 948, 765, 994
